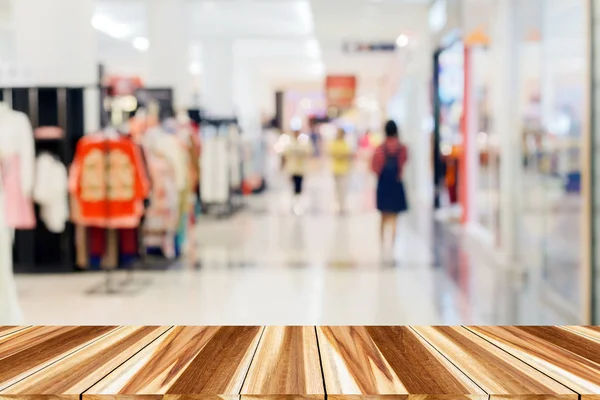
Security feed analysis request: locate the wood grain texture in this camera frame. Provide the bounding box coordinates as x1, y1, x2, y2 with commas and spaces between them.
562, 326, 600, 342
0, 326, 169, 400
0, 328, 29, 339
412, 326, 576, 400
468, 326, 600, 397
85, 326, 263, 400
0, 326, 119, 391
318, 326, 485, 400
241, 326, 323, 400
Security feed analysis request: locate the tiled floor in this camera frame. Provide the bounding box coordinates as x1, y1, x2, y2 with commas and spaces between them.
13, 165, 580, 325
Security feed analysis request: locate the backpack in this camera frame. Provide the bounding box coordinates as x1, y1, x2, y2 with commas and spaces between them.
379, 147, 401, 183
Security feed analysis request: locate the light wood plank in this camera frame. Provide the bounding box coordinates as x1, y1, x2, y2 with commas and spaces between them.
468, 326, 600, 397
0, 326, 169, 400
0, 328, 30, 340
85, 326, 263, 400
412, 326, 576, 400
562, 326, 600, 342
241, 326, 323, 400
0, 326, 120, 391
318, 326, 486, 400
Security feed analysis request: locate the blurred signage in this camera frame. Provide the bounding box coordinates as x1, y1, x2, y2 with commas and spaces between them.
343, 42, 396, 53
465, 26, 490, 46
429, 0, 447, 33
325, 75, 357, 109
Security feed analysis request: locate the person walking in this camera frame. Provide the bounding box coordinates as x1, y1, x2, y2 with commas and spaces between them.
371, 120, 408, 252
284, 130, 312, 214
328, 128, 353, 214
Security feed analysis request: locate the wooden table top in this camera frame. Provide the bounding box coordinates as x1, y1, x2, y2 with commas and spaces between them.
0, 326, 599, 400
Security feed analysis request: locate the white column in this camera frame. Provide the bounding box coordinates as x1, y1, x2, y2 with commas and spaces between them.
146, 0, 193, 110
202, 40, 235, 118
492, 0, 520, 261
12, 0, 96, 86
235, 61, 264, 137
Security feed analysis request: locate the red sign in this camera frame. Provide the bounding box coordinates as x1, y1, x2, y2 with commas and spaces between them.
325, 75, 357, 109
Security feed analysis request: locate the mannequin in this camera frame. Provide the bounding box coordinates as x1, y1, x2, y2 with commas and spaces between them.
0, 101, 25, 324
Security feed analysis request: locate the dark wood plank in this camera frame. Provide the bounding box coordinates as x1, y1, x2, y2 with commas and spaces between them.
412, 326, 576, 400
468, 326, 600, 398
84, 326, 263, 400
241, 326, 323, 400
318, 326, 486, 400
0, 326, 119, 391
0, 326, 169, 400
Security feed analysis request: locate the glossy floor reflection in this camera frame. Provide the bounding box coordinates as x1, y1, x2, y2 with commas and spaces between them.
15, 166, 580, 325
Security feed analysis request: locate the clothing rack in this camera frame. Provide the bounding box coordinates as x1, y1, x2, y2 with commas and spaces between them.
85, 129, 152, 295
0, 86, 84, 273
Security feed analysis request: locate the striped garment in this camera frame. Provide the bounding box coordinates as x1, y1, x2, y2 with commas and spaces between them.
371, 138, 408, 177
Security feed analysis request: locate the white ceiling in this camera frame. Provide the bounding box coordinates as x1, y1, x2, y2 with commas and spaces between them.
93, 0, 430, 88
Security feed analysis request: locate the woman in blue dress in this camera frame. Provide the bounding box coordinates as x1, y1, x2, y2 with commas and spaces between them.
371, 120, 409, 250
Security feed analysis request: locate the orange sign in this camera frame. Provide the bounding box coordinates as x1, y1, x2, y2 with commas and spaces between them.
325, 75, 357, 109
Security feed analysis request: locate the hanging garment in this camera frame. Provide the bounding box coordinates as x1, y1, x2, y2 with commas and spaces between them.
33, 153, 69, 233
69, 135, 150, 228
201, 134, 229, 203
143, 152, 178, 259
0, 104, 36, 230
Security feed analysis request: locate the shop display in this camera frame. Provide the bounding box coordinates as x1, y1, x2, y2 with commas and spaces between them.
0, 87, 86, 272
0, 326, 600, 398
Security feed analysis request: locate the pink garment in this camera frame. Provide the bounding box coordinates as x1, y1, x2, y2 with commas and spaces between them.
1, 154, 36, 229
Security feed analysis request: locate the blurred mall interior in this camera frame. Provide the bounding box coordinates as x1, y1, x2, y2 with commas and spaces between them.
0, 0, 600, 325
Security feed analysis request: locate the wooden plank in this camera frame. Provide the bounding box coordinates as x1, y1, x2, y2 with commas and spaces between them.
241, 326, 323, 400
0, 328, 29, 339
317, 326, 486, 400
0, 326, 119, 391
468, 326, 600, 398
412, 326, 576, 400
562, 326, 600, 342
0, 326, 169, 400
85, 326, 263, 400
0, 327, 66, 361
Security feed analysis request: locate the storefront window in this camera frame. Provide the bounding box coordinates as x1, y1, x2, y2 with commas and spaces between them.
437, 41, 464, 215
472, 46, 500, 240
592, 0, 600, 323
516, 0, 586, 317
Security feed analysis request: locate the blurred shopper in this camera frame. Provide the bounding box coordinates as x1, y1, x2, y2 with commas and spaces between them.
371, 120, 408, 251
284, 130, 312, 213
328, 128, 353, 214
309, 122, 322, 157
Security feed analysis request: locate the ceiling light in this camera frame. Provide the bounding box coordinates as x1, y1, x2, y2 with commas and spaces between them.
132, 37, 150, 52
91, 14, 131, 39
396, 34, 409, 48
189, 62, 203, 75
